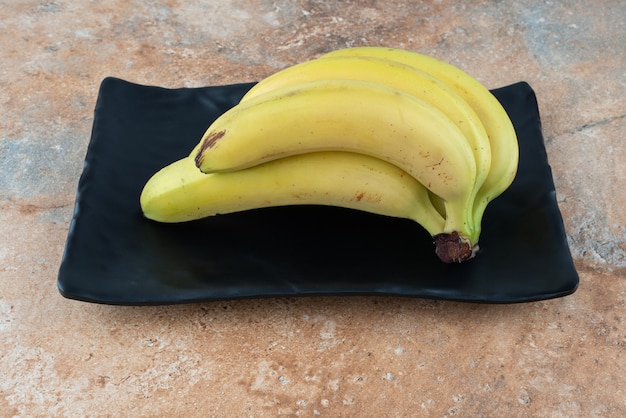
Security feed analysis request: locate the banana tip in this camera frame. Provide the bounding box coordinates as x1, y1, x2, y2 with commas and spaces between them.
194, 152, 204, 170
433, 232, 476, 263
195, 130, 226, 171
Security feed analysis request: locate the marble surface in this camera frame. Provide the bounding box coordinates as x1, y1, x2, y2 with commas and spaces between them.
1, 0, 624, 416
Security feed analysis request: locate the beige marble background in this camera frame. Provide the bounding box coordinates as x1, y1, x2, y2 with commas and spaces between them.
1, 0, 624, 416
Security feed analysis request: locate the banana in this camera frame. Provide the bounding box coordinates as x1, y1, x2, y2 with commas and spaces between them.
239, 56, 492, 239
192, 78, 478, 255
140, 151, 445, 237
320, 47, 519, 237
141, 47, 518, 263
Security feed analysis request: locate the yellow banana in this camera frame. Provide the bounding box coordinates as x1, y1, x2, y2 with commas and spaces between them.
320, 47, 519, 237
193, 78, 477, 255
239, 55, 492, 238
140, 152, 445, 237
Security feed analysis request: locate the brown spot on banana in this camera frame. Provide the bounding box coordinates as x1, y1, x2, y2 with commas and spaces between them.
195, 130, 226, 169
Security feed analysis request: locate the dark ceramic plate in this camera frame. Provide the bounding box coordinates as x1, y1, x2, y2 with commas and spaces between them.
57, 77, 579, 305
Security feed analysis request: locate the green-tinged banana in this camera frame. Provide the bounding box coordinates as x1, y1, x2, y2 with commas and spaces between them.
239, 56, 492, 238
193, 78, 478, 260
321, 47, 519, 237
140, 152, 445, 237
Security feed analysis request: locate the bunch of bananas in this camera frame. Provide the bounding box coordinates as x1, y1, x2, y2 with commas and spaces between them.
140, 47, 519, 263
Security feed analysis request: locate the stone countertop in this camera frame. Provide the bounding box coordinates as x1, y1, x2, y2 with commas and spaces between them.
1, 1, 624, 416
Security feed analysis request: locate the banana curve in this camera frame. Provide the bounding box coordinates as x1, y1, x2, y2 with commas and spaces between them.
193, 78, 477, 242
320, 47, 519, 242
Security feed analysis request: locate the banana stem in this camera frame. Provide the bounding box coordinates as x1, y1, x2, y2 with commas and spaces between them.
436, 199, 478, 263
433, 232, 477, 263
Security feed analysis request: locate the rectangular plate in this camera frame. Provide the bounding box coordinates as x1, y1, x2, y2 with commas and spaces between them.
57, 78, 579, 305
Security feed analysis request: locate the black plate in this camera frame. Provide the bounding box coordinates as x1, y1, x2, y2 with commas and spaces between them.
57, 77, 579, 305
